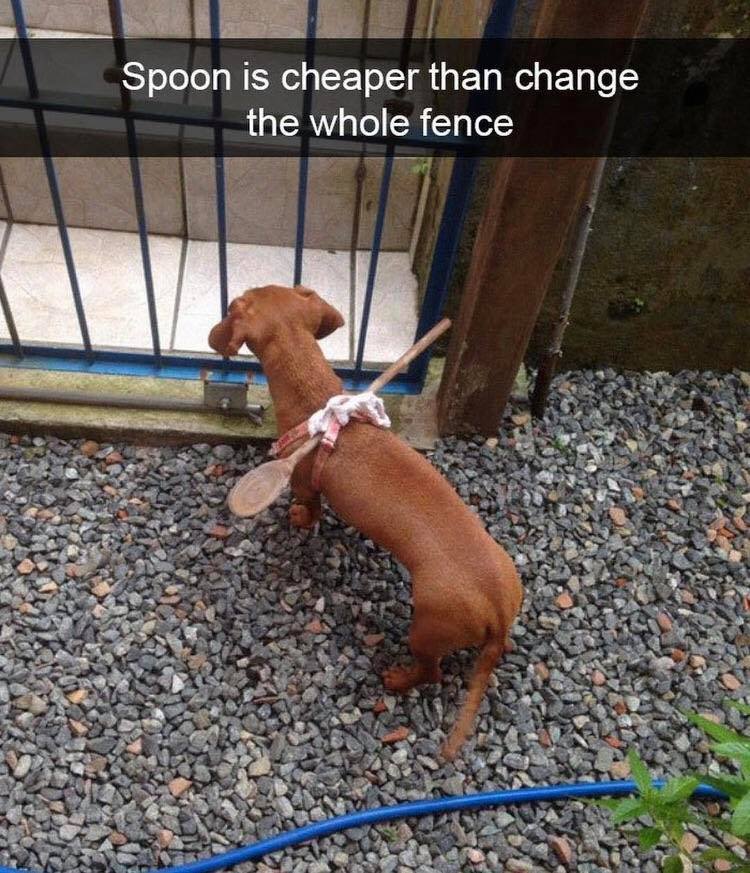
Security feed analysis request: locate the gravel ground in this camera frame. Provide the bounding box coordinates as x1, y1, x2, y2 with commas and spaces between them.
1, 368, 748, 873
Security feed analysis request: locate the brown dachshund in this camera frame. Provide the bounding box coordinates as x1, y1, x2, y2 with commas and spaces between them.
209, 285, 523, 759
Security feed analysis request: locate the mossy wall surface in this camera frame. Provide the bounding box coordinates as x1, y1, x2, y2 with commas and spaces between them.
458, 0, 750, 372
527, 157, 750, 371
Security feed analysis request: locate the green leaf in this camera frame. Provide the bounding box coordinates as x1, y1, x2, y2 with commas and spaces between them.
662, 854, 684, 873
594, 798, 622, 811
612, 796, 648, 824
725, 699, 750, 717
701, 847, 738, 863
694, 772, 749, 799
712, 742, 750, 759
731, 791, 750, 837
629, 748, 653, 796
665, 821, 686, 848
639, 826, 663, 850
659, 776, 700, 804
684, 711, 748, 745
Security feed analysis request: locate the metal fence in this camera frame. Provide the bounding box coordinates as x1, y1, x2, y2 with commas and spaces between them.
0, 0, 515, 395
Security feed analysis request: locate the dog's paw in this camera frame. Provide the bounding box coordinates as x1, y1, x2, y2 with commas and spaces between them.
382, 665, 417, 694
289, 502, 320, 528
440, 739, 459, 762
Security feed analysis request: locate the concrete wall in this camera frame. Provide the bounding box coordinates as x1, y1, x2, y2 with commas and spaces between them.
0, 1, 430, 251
0, 0, 430, 38
1, 155, 419, 251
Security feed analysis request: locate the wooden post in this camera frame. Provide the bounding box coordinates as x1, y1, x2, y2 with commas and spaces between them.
437, 0, 649, 436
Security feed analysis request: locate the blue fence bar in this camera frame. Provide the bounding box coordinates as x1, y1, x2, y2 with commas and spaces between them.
293, 150, 309, 286
0, 346, 418, 393
126, 139, 162, 356
353, 145, 395, 382
0, 223, 22, 356
9, 0, 93, 357
209, 0, 229, 318
406, 155, 477, 386
352, 0, 419, 381
108, 0, 162, 360
293, 0, 319, 286
407, 0, 518, 386
0, 279, 21, 357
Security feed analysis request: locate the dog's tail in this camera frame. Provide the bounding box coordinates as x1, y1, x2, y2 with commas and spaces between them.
441, 634, 506, 761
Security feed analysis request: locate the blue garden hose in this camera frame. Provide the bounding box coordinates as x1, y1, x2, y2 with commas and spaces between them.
0, 780, 725, 873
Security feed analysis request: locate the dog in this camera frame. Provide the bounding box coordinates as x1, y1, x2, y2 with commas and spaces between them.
209, 285, 523, 759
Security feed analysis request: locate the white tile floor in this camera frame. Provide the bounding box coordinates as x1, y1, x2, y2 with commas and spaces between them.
0, 221, 419, 365
0, 223, 181, 349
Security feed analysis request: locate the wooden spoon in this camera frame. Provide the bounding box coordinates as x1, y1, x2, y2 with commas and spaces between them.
227, 318, 451, 518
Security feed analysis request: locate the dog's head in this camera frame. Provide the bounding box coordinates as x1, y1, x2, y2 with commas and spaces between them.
208, 285, 344, 357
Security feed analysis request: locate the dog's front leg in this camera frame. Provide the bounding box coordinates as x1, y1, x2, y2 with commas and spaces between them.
288, 464, 322, 528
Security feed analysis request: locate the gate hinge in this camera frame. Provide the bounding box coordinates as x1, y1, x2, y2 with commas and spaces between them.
201, 371, 264, 425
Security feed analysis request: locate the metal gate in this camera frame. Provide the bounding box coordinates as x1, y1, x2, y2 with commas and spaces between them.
0, 0, 515, 397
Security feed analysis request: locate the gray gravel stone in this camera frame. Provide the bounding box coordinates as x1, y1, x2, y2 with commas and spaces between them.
0, 368, 748, 873
13, 755, 32, 779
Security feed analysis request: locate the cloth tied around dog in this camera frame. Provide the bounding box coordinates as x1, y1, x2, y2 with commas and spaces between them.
271, 391, 391, 491
307, 392, 391, 488
270, 391, 391, 490
307, 391, 391, 436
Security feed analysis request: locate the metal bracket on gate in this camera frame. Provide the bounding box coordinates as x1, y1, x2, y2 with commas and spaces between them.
201, 371, 264, 425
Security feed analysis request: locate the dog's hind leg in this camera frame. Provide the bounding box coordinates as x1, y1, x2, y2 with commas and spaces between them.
383, 616, 443, 694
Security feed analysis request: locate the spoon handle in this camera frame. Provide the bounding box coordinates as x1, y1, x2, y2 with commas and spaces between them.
287, 432, 323, 464
368, 318, 451, 393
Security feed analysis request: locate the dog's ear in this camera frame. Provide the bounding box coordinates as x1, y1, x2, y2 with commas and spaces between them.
315, 298, 345, 339
208, 296, 255, 356
295, 286, 345, 339
208, 316, 244, 357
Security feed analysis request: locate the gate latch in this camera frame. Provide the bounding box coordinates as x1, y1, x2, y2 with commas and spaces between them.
201, 371, 264, 425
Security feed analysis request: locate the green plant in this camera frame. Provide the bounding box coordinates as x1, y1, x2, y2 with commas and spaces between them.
607, 293, 648, 320
410, 158, 430, 176
599, 700, 750, 872
379, 825, 399, 844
